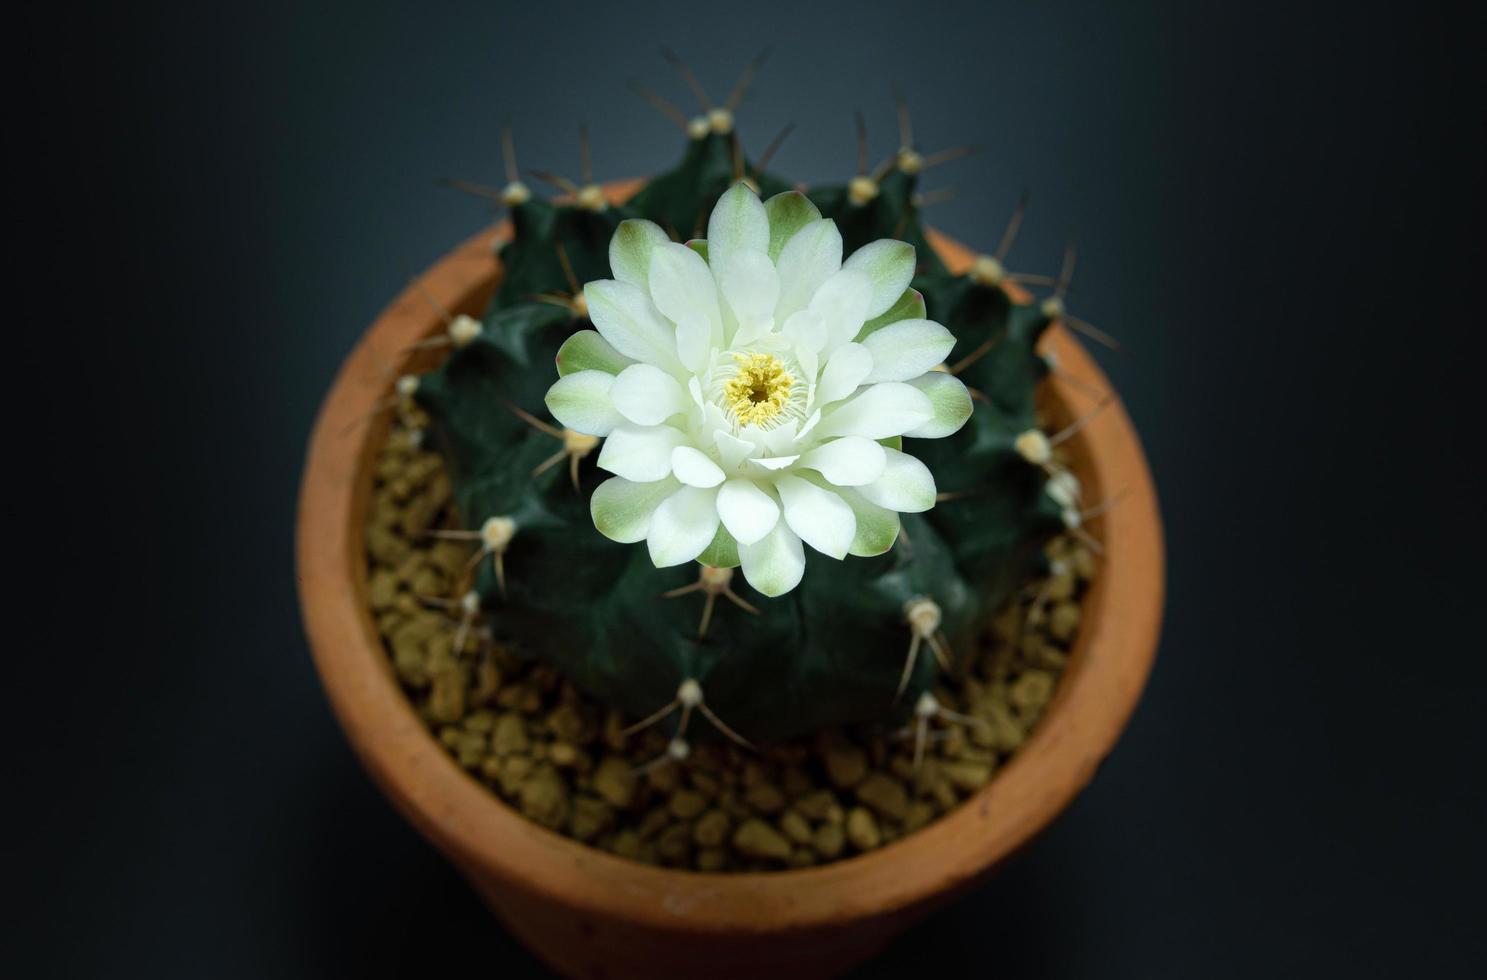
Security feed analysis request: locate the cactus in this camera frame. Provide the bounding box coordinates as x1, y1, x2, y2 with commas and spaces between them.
411, 75, 1096, 745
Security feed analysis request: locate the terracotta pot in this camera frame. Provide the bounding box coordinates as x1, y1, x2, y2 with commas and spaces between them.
297, 180, 1163, 979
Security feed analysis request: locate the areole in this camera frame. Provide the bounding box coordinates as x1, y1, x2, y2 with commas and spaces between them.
296, 180, 1163, 979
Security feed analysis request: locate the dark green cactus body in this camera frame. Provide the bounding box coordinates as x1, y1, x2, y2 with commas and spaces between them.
416, 135, 1065, 741
809, 166, 949, 281
626, 131, 793, 240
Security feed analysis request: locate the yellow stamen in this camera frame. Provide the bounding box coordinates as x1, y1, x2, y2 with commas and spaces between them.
723, 353, 794, 426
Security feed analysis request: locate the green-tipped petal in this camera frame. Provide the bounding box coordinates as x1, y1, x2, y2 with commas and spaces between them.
609, 219, 671, 291
738, 520, 805, 597
763, 191, 822, 262
856, 448, 937, 513
836, 486, 902, 557
647, 485, 721, 567
858, 287, 926, 339
861, 319, 957, 383
590, 476, 680, 543
904, 371, 974, 438
544, 370, 623, 435
555, 329, 635, 377
707, 182, 769, 263
697, 523, 741, 568
844, 239, 916, 319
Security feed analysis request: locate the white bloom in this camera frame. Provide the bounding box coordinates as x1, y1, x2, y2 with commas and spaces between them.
545, 184, 972, 597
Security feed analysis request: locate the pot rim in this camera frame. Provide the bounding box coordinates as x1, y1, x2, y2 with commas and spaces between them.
296, 180, 1164, 933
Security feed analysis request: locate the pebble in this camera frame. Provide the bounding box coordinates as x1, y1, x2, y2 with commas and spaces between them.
1049, 602, 1081, 642
695, 847, 728, 872
692, 809, 732, 848
822, 738, 869, 789
903, 801, 936, 833
940, 760, 993, 792
669, 789, 708, 820
519, 766, 570, 829
610, 830, 642, 860
492, 712, 529, 756
368, 569, 400, 610
549, 742, 590, 770
845, 808, 881, 851
365, 524, 409, 564
744, 782, 786, 815
981, 701, 1026, 752
855, 773, 909, 822
733, 819, 792, 861
793, 789, 839, 821
788, 848, 816, 868
546, 703, 588, 743
636, 806, 670, 840
463, 710, 495, 733
569, 796, 613, 843
656, 824, 692, 863
813, 823, 845, 859
455, 731, 486, 769
591, 756, 637, 808
428, 666, 468, 723
779, 810, 813, 845
1010, 671, 1056, 713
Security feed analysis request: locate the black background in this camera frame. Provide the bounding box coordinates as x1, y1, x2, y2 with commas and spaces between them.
13, 0, 1483, 976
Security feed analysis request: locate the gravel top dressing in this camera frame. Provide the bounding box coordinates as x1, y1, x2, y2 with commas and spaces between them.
363, 410, 1091, 873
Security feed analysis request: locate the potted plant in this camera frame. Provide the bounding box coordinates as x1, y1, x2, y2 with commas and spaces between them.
298, 66, 1162, 979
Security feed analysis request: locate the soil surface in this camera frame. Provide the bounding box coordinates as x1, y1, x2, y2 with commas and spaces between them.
363, 407, 1092, 872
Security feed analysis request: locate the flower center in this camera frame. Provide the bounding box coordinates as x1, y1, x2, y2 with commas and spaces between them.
723, 353, 794, 426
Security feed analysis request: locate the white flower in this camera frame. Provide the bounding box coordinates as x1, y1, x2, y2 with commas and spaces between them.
545, 184, 972, 597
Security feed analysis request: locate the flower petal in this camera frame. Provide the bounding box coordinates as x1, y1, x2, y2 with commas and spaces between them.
556, 329, 635, 378
775, 474, 856, 559
671, 445, 725, 488
815, 343, 873, 406
713, 429, 757, 470
796, 408, 822, 441
716, 478, 780, 546
861, 319, 957, 383
647, 485, 721, 567
904, 371, 974, 438
544, 370, 624, 436
796, 436, 887, 486
608, 219, 670, 291
748, 454, 800, 471
590, 476, 680, 543
856, 448, 937, 513
739, 520, 806, 597
763, 191, 822, 262
757, 418, 800, 456
859, 287, 926, 340
697, 524, 741, 568
609, 363, 686, 426
813, 382, 934, 440
596, 424, 687, 482
584, 280, 680, 369
781, 309, 827, 355
775, 218, 843, 318
809, 268, 874, 348
648, 242, 722, 341
843, 239, 917, 319
715, 248, 779, 330
674, 312, 714, 374
707, 182, 769, 264
834, 486, 902, 556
